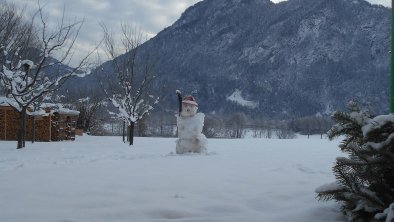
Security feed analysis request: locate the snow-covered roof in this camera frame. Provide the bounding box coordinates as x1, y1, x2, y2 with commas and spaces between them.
38, 102, 79, 115
0, 96, 17, 107
0, 97, 79, 116
28, 109, 50, 117
53, 107, 80, 115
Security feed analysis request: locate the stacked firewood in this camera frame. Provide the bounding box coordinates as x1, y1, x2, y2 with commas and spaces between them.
4, 108, 19, 140
51, 114, 78, 141
0, 109, 5, 140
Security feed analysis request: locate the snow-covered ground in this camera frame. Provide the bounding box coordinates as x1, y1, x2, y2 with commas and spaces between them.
0, 135, 345, 222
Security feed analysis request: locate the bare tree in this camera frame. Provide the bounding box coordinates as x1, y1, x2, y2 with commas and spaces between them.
227, 112, 247, 138
146, 112, 176, 137
0, 2, 38, 65
136, 115, 149, 137
100, 23, 158, 145
275, 128, 297, 139
0, 3, 97, 149
0, 2, 37, 97
62, 87, 105, 134
203, 114, 224, 138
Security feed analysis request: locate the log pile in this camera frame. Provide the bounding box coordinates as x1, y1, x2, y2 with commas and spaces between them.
26, 116, 51, 141
2, 107, 20, 141
0, 108, 6, 140
0, 106, 79, 142
51, 114, 78, 141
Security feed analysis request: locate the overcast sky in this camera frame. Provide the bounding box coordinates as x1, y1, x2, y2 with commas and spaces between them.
11, 0, 391, 67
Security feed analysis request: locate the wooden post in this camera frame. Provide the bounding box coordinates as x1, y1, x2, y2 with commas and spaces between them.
49, 113, 52, 141
127, 125, 130, 142
22, 111, 26, 148
31, 116, 35, 143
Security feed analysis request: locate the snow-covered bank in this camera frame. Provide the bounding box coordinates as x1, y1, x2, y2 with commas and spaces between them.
0, 136, 345, 222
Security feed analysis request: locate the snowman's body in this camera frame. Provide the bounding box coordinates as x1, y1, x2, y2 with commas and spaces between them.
175, 97, 207, 154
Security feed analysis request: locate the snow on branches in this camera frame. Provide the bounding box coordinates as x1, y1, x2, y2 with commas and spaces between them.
100, 22, 159, 133
316, 101, 394, 222
0, 2, 96, 148
0, 48, 90, 112
0, 2, 95, 111
107, 90, 159, 125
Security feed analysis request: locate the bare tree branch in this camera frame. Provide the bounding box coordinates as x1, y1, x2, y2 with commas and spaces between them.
0, 1, 99, 148
99, 22, 158, 145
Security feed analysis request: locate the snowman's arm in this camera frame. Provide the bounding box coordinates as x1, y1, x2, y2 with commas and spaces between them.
176, 90, 182, 116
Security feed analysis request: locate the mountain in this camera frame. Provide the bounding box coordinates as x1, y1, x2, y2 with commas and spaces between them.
87, 0, 392, 118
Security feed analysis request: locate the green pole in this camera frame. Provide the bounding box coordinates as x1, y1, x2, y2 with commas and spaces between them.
391, 0, 394, 113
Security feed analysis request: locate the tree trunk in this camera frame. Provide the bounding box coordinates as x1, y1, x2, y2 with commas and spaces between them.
17, 108, 26, 149
129, 122, 134, 146
122, 121, 125, 143
85, 119, 90, 132
308, 129, 310, 139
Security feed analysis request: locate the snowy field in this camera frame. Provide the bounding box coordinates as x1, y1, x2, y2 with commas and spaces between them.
0, 135, 346, 222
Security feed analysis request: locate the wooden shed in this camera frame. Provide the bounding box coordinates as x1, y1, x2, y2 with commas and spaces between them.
0, 102, 79, 142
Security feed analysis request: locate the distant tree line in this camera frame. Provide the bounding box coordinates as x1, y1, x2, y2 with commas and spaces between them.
90, 111, 333, 139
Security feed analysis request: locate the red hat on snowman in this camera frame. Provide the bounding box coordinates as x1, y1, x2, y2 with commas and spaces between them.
182, 96, 198, 106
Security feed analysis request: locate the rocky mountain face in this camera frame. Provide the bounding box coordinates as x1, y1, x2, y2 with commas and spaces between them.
98, 0, 392, 118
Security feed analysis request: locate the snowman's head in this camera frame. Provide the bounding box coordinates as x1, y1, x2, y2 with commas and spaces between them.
180, 96, 198, 117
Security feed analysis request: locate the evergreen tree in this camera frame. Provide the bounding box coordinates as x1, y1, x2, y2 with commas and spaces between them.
316, 101, 394, 222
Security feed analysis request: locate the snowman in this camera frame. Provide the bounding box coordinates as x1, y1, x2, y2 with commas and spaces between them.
175, 90, 207, 154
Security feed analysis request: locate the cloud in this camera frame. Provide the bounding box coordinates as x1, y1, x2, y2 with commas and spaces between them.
271, 0, 390, 7
367, 0, 391, 7
11, 0, 202, 66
